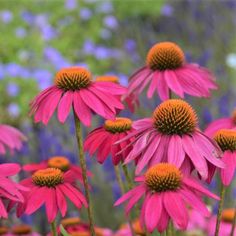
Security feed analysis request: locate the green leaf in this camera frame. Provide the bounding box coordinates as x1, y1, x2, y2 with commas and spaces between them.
60, 224, 71, 236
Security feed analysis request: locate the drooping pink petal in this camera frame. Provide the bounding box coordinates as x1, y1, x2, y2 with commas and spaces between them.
147, 71, 159, 98
132, 118, 153, 130
156, 202, 169, 233
182, 177, 220, 200
192, 132, 225, 168
80, 89, 114, 120
25, 187, 47, 214
0, 163, 20, 176
57, 91, 73, 123
23, 162, 47, 172
73, 91, 91, 126
156, 71, 169, 101
144, 193, 162, 232
182, 135, 208, 180
179, 188, 210, 217
93, 81, 127, 95
125, 186, 146, 215
163, 191, 188, 230
56, 187, 67, 217
114, 185, 145, 206
168, 135, 185, 168
221, 151, 236, 186
45, 188, 58, 222
136, 133, 161, 174
164, 70, 184, 98
41, 88, 62, 125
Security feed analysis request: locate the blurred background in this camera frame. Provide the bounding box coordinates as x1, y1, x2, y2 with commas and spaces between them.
0, 0, 236, 234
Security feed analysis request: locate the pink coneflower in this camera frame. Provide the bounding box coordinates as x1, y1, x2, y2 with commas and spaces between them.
213, 129, 236, 186
126, 42, 217, 101
23, 156, 91, 186
0, 125, 26, 155
0, 163, 27, 218
30, 67, 126, 126
207, 209, 236, 236
84, 117, 134, 165
96, 75, 139, 112
117, 99, 224, 179
18, 168, 87, 222
205, 110, 236, 137
115, 163, 219, 233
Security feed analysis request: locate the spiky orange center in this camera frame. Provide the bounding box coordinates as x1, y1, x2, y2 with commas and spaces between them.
153, 99, 197, 135
221, 208, 235, 223
0, 227, 8, 235
11, 225, 32, 234
32, 168, 63, 187
232, 109, 236, 124
96, 75, 119, 83
61, 217, 80, 227
145, 163, 182, 192
214, 129, 236, 152
55, 67, 91, 91
48, 156, 70, 171
146, 42, 185, 70
104, 117, 132, 133
70, 232, 89, 236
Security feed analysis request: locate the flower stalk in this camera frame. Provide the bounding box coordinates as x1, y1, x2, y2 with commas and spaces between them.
73, 111, 96, 236
215, 183, 226, 236
51, 220, 58, 236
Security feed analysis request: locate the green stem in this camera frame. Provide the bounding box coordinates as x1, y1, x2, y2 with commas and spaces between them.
50, 220, 57, 236
114, 165, 136, 236
230, 208, 236, 236
122, 164, 134, 189
73, 112, 96, 236
215, 183, 226, 236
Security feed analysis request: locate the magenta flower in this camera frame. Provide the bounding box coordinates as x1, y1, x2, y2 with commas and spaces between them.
117, 99, 224, 180
0, 163, 28, 218
115, 163, 219, 233
17, 168, 87, 222
126, 42, 217, 101
23, 156, 91, 186
205, 111, 236, 137
96, 75, 139, 112
213, 129, 236, 186
84, 117, 134, 165
30, 67, 126, 126
0, 125, 26, 155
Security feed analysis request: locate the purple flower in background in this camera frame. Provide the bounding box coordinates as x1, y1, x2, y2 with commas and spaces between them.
41, 25, 57, 41
35, 14, 48, 27
94, 46, 110, 59
0, 10, 13, 23
44, 47, 70, 69
7, 83, 19, 97
100, 28, 112, 39
103, 15, 118, 29
83, 40, 95, 54
161, 4, 174, 16
0, 65, 4, 80
118, 74, 128, 86
97, 2, 113, 13
8, 103, 20, 117
80, 8, 92, 20
15, 27, 27, 38
21, 11, 34, 24
124, 39, 136, 51
65, 0, 78, 10
33, 69, 52, 90
5, 63, 23, 77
